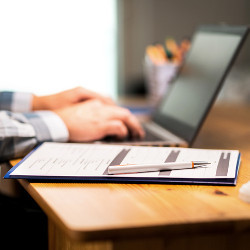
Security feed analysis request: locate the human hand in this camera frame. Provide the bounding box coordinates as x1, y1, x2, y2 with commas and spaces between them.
32, 86, 114, 111
53, 99, 145, 142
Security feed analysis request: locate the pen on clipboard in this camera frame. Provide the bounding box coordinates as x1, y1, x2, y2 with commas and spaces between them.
108, 161, 210, 175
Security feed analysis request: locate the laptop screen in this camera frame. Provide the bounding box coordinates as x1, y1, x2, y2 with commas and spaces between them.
153, 25, 249, 144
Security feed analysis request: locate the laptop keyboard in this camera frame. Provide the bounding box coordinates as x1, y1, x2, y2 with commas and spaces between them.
142, 126, 166, 141
102, 122, 170, 143
102, 126, 165, 143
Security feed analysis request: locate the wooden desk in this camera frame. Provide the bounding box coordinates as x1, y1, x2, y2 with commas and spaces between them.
11, 103, 250, 250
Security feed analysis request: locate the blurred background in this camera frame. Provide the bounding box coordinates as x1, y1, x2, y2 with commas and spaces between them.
0, 0, 250, 103
117, 0, 250, 104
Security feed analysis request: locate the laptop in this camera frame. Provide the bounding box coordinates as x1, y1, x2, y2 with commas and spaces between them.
107, 25, 249, 147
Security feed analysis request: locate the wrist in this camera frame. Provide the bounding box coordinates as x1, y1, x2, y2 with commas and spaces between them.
32, 95, 50, 111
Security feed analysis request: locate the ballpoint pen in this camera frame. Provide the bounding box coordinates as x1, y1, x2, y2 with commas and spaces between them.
108, 161, 210, 175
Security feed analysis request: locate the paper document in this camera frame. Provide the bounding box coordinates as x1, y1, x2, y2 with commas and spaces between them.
5, 142, 241, 185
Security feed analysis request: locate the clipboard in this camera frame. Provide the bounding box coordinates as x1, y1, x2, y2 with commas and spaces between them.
5, 142, 241, 185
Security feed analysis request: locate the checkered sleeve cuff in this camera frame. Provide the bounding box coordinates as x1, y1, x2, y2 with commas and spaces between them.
0, 91, 33, 112
23, 111, 69, 143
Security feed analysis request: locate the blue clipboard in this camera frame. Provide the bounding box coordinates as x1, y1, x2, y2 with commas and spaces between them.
4, 143, 241, 186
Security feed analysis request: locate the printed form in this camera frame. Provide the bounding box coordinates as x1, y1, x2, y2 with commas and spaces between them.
9, 142, 240, 180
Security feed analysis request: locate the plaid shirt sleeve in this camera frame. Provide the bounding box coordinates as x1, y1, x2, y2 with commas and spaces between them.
0, 91, 33, 112
0, 92, 69, 161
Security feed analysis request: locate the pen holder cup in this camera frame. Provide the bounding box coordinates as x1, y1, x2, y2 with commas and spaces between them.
144, 56, 180, 107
